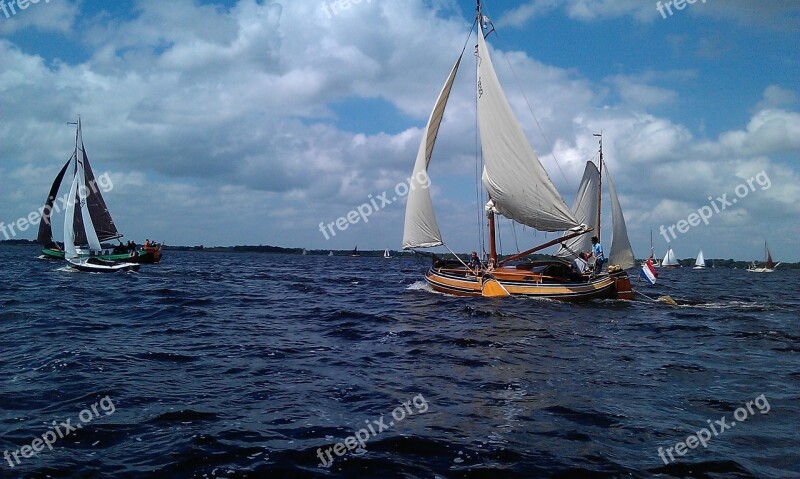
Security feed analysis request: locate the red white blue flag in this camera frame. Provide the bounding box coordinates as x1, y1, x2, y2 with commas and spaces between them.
641, 258, 658, 285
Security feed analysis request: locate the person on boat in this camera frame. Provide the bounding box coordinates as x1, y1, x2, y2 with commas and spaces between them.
469, 251, 481, 270
571, 252, 590, 279
144, 239, 150, 248
590, 236, 605, 274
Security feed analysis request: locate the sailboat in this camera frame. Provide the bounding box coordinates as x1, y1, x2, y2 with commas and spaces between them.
661, 248, 681, 268
37, 119, 160, 264
643, 228, 661, 267
693, 250, 706, 269
383, 249, 391, 259
402, 2, 633, 300
328, 251, 334, 256
56, 120, 139, 272
747, 241, 781, 273
351, 246, 361, 257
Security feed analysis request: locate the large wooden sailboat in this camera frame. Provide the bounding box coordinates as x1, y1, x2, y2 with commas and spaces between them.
747, 241, 780, 273
402, 2, 633, 300
37, 119, 161, 264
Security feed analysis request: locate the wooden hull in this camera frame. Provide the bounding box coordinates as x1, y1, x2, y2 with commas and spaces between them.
424, 261, 633, 301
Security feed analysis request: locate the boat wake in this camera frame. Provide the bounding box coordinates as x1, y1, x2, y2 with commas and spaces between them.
406, 281, 432, 292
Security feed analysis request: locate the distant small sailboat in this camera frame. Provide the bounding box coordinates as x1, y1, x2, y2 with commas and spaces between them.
383, 249, 391, 259
643, 228, 661, 267
693, 250, 706, 269
661, 248, 681, 268
351, 246, 361, 257
328, 251, 334, 256
747, 241, 780, 273
302, 249, 308, 255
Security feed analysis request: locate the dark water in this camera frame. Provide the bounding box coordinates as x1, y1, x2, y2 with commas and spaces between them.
1, 245, 798, 478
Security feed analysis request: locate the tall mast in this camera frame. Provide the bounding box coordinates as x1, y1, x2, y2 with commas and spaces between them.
476, 0, 497, 267
593, 132, 603, 241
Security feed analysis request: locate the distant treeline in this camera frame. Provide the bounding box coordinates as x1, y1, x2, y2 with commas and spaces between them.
2, 240, 797, 267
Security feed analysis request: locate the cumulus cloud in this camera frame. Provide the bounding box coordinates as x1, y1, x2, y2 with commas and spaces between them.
0, 0, 797, 260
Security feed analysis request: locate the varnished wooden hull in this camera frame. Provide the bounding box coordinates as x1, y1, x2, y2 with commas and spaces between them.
424, 262, 633, 301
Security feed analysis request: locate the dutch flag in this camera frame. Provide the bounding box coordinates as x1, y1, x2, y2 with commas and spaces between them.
641, 258, 658, 285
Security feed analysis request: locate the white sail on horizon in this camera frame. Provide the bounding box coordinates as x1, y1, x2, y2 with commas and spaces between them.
695, 250, 705, 267
662, 248, 679, 266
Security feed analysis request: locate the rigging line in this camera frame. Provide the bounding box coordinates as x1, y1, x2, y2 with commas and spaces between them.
511, 218, 520, 253
501, 51, 572, 191
444, 244, 471, 270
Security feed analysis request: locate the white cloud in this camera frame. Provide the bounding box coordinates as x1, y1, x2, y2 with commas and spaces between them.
0, 1, 797, 261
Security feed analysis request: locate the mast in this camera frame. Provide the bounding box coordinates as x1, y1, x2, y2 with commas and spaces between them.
487, 201, 497, 267
594, 132, 602, 241
476, 0, 497, 268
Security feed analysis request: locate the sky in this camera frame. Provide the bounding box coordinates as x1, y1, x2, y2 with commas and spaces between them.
0, 0, 798, 262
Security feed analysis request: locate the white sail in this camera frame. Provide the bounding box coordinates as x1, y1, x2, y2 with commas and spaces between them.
402, 54, 463, 249
63, 173, 80, 259
695, 250, 705, 268
662, 248, 679, 266
557, 161, 599, 260
606, 165, 635, 269
476, 30, 579, 232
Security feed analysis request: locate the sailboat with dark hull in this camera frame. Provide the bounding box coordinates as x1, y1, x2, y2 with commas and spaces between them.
37, 119, 160, 264
402, 2, 633, 300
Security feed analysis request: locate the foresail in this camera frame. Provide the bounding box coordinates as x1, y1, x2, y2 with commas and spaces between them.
606, 166, 635, 269
476, 31, 579, 232
557, 161, 598, 260
36, 157, 71, 244
402, 53, 463, 249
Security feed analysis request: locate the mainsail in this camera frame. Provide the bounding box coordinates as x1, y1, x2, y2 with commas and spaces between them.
476, 29, 579, 232
606, 165, 635, 269
402, 54, 463, 249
